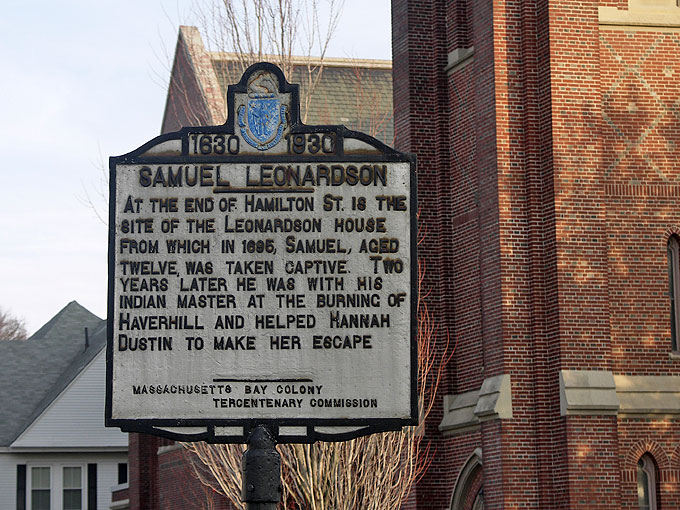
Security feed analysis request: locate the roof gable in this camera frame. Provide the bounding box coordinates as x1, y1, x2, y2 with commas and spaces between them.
162, 26, 394, 145
11, 347, 127, 449
0, 301, 103, 446
210, 59, 394, 144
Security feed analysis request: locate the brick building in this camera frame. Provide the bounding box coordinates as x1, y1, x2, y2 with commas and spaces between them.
121, 1, 680, 507
392, 0, 680, 508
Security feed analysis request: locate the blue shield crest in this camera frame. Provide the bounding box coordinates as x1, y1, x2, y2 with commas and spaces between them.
237, 70, 289, 150
247, 98, 281, 144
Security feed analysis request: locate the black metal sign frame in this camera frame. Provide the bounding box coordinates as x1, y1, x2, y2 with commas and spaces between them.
106, 62, 417, 444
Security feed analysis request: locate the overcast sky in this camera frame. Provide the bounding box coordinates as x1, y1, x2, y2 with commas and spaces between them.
0, 0, 392, 334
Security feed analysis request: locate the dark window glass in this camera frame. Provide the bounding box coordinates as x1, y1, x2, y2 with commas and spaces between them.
30, 467, 50, 510
637, 454, 657, 510
668, 236, 680, 351
62, 467, 81, 510
118, 463, 128, 485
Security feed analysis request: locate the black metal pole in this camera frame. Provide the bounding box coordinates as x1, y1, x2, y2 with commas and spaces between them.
241, 424, 281, 510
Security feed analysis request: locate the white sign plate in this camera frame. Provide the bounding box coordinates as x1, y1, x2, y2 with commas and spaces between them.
106, 63, 417, 443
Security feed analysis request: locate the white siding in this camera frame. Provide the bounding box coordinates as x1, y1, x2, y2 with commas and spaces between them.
0, 453, 19, 510
97, 458, 125, 510
0, 451, 127, 510
12, 350, 127, 448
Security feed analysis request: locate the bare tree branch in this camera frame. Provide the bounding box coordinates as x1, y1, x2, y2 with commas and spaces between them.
183, 262, 453, 509
0, 307, 28, 340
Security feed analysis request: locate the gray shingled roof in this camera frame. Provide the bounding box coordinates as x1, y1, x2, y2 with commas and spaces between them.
0, 301, 104, 446
211, 59, 394, 145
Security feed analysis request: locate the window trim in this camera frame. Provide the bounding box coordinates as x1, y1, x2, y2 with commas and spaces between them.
27, 465, 51, 510
61, 465, 85, 510
26, 463, 86, 510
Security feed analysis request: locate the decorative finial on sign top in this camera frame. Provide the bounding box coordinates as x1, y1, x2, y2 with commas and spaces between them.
248, 72, 278, 98
229, 62, 299, 152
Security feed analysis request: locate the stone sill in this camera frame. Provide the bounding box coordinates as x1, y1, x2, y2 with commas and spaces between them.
446, 47, 474, 74
110, 499, 130, 510
158, 443, 183, 455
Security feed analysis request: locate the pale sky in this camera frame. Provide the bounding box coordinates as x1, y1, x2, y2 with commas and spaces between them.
0, 0, 392, 334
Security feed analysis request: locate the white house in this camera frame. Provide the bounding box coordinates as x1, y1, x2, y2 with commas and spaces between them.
0, 302, 128, 510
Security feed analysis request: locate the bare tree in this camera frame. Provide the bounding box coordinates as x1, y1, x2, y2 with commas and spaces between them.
183, 263, 452, 509
183, 0, 344, 123
0, 307, 28, 340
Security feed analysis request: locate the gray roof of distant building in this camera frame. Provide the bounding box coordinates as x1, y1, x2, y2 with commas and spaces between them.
210, 55, 394, 145
0, 301, 104, 446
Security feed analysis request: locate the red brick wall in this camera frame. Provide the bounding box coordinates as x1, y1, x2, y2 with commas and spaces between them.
494, 0, 565, 508
563, 416, 621, 509
158, 447, 233, 510
129, 435, 234, 510
393, 0, 680, 509
548, 0, 612, 372
619, 419, 680, 509
161, 29, 215, 134
600, 23, 680, 510
392, 0, 462, 508
600, 29, 680, 374
129, 433, 162, 510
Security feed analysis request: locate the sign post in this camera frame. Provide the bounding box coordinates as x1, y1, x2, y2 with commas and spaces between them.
107, 63, 417, 504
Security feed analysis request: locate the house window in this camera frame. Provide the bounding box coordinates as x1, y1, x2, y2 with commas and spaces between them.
637, 454, 657, 510
668, 235, 680, 351
27, 464, 85, 510
118, 463, 128, 485
30, 467, 51, 510
62, 467, 82, 510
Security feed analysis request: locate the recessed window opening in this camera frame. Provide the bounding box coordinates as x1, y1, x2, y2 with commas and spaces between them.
668, 235, 680, 351
451, 449, 484, 510
637, 454, 658, 510
118, 463, 128, 485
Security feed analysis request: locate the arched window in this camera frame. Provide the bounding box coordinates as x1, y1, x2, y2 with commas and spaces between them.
637, 454, 658, 510
667, 235, 680, 352
451, 449, 484, 510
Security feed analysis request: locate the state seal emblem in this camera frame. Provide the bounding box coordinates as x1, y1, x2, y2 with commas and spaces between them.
237, 70, 288, 150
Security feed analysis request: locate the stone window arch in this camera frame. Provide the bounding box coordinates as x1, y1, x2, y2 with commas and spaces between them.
450, 448, 484, 510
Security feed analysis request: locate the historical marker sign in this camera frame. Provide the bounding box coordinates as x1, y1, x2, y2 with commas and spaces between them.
106, 63, 417, 443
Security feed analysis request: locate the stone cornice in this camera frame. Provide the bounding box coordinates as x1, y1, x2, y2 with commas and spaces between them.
599, 1, 680, 30
439, 375, 513, 436
442, 371, 680, 434
560, 371, 680, 417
